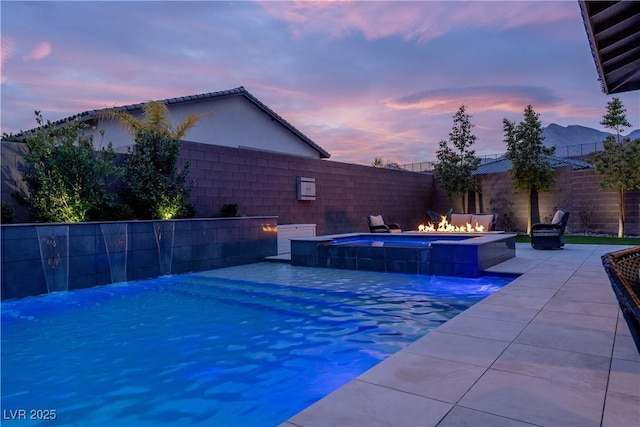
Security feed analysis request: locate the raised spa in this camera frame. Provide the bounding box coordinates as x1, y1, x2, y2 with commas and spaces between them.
290, 232, 516, 277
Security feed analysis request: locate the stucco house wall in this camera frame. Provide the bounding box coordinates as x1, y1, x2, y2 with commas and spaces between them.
86, 94, 324, 159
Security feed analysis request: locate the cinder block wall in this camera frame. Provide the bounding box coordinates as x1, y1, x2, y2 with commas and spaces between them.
180, 141, 434, 235
474, 167, 639, 235
3, 140, 637, 235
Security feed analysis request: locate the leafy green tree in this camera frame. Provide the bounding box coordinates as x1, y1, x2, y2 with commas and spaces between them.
20, 111, 120, 223
99, 101, 202, 219
434, 105, 481, 213
503, 105, 555, 234
600, 97, 631, 144
592, 98, 638, 237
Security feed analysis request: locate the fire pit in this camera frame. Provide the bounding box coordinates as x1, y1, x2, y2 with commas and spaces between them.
418, 213, 496, 234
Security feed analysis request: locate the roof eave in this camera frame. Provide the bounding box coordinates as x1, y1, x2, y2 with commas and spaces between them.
579, 1, 609, 94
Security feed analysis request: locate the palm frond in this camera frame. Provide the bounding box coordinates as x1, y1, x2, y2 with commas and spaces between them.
142, 101, 172, 134
97, 109, 143, 137
174, 113, 204, 139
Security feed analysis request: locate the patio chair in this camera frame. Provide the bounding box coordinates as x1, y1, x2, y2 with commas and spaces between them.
601, 246, 640, 354
426, 210, 441, 222
427, 208, 453, 223
531, 210, 570, 249
366, 215, 402, 233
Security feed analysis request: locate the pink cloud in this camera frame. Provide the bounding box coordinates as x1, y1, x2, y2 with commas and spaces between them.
387, 86, 561, 116
23, 42, 52, 61
1, 37, 15, 65
259, 1, 577, 43
1, 37, 16, 84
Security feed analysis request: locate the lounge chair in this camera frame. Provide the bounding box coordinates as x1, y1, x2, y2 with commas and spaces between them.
531, 210, 570, 249
601, 246, 640, 354
367, 215, 402, 233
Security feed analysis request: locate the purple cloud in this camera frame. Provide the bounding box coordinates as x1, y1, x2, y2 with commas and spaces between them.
1, 1, 638, 166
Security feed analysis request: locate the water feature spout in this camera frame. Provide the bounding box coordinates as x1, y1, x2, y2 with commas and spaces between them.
36, 225, 69, 293
153, 221, 175, 275
100, 223, 128, 284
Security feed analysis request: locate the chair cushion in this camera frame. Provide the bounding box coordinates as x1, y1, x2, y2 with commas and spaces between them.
369, 215, 385, 226
449, 214, 472, 227
471, 214, 494, 231
551, 210, 564, 224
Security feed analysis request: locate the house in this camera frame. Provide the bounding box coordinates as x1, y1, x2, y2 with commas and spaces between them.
30, 86, 331, 159
473, 155, 592, 176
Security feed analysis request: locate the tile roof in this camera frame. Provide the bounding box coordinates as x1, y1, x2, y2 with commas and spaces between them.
473, 155, 592, 175
14, 86, 331, 159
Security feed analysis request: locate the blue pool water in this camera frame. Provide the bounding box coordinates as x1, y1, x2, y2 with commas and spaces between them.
330, 235, 468, 247
1, 263, 514, 426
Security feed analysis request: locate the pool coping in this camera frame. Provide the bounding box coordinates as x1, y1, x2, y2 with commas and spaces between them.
281, 243, 640, 427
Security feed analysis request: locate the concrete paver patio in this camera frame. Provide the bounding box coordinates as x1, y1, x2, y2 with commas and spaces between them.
281, 243, 640, 427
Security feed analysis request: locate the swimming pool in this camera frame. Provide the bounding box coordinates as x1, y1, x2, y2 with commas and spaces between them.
1, 263, 514, 426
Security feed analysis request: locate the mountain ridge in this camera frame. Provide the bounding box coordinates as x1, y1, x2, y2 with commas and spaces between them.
543, 123, 640, 148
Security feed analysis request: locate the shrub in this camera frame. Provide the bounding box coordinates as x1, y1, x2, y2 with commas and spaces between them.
119, 129, 194, 219
100, 100, 201, 220
220, 203, 238, 217
21, 112, 121, 223
1, 202, 15, 224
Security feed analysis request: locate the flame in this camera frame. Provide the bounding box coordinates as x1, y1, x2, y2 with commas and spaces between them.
418, 216, 485, 233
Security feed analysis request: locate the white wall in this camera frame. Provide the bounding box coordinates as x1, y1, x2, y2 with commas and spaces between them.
84, 96, 322, 158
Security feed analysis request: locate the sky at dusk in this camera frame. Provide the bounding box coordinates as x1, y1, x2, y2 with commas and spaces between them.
2, 0, 639, 165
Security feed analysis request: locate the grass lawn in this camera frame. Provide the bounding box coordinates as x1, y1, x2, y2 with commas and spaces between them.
515, 234, 640, 246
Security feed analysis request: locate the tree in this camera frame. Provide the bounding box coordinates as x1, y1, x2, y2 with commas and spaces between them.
372, 157, 400, 169
600, 97, 631, 144
503, 105, 555, 234
99, 101, 202, 219
434, 105, 481, 213
21, 111, 120, 223
592, 98, 639, 237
